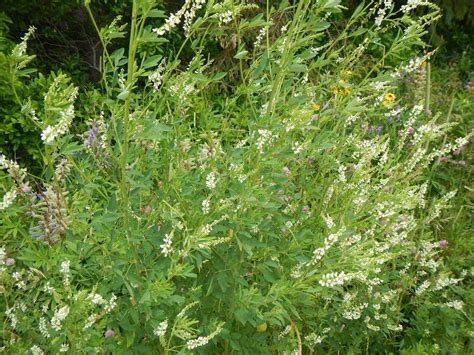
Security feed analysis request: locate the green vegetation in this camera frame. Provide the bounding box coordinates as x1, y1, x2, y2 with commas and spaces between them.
0, 1, 472, 353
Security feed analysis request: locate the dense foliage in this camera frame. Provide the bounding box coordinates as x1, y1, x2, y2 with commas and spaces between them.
0, 0, 472, 353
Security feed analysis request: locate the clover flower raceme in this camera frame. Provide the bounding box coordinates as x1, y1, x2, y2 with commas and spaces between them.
30, 345, 44, 355
202, 198, 210, 214
254, 26, 267, 48
445, 300, 464, 311
401, 0, 432, 13
375, 0, 393, 27
153, 0, 191, 36
153, 319, 168, 337
149, 65, 165, 92
205, 172, 217, 190
255, 129, 277, 153
41, 101, 77, 144
186, 325, 223, 350
183, 0, 206, 34
0, 189, 17, 210
160, 233, 173, 257
51, 305, 69, 331
319, 271, 350, 288
59, 344, 69, 353
60, 260, 70, 287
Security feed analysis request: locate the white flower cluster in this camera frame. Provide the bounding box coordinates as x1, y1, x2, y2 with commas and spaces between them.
30, 345, 44, 355
0, 190, 17, 210
59, 343, 69, 353
41, 77, 79, 144
309, 227, 345, 266
319, 271, 350, 288
60, 260, 70, 287
11, 26, 36, 69
218, 10, 233, 26
205, 172, 218, 190
5, 307, 17, 329
343, 302, 368, 320
0, 154, 29, 210
87, 292, 105, 305
401, 0, 431, 13
415, 280, 431, 295
83, 314, 97, 330
292, 141, 305, 155
375, 0, 393, 27
202, 198, 210, 214
153, 0, 191, 36
149, 64, 165, 92
186, 325, 223, 350
183, 0, 206, 34
444, 300, 464, 311
434, 275, 462, 291
255, 129, 277, 154
41, 104, 76, 144
153, 319, 168, 337
305, 332, 324, 346
39, 317, 50, 338
160, 233, 173, 257
254, 26, 267, 48
51, 305, 69, 331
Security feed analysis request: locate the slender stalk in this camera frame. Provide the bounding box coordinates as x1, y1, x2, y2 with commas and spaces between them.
425, 61, 431, 115
120, 0, 138, 238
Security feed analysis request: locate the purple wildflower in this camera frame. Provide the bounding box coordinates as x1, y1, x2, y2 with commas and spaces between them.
438, 240, 448, 249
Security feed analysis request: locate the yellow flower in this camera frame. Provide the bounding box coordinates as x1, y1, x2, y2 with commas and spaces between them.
332, 79, 351, 96
256, 322, 267, 332
311, 102, 321, 111
383, 92, 396, 106
341, 70, 353, 77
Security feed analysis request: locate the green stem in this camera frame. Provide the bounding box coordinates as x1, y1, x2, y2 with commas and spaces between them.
425, 61, 431, 114
120, 0, 138, 238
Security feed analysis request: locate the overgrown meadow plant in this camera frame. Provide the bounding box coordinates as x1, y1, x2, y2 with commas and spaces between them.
1, 0, 472, 353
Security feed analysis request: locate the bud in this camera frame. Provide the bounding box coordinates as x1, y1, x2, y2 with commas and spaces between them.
104, 329, 115, 337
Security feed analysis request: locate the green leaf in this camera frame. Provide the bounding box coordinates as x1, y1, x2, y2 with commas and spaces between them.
212, 72, 227, 81
314, 20, 330, 32
117, 89, 129, 100
234, 50, 249, 60
348, 27, 368, 37
141, 122, 172, 141
148, 9, 165, 18
142, 55, 162, 69
288, 63, 307, 72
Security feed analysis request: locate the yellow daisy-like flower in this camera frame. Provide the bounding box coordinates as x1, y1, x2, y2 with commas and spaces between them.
383, 92, 396, 106
311, 102, 321, 111
332, 79, 352, 96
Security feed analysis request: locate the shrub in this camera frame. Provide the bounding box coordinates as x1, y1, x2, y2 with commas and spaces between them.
0, 0, 472, 353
